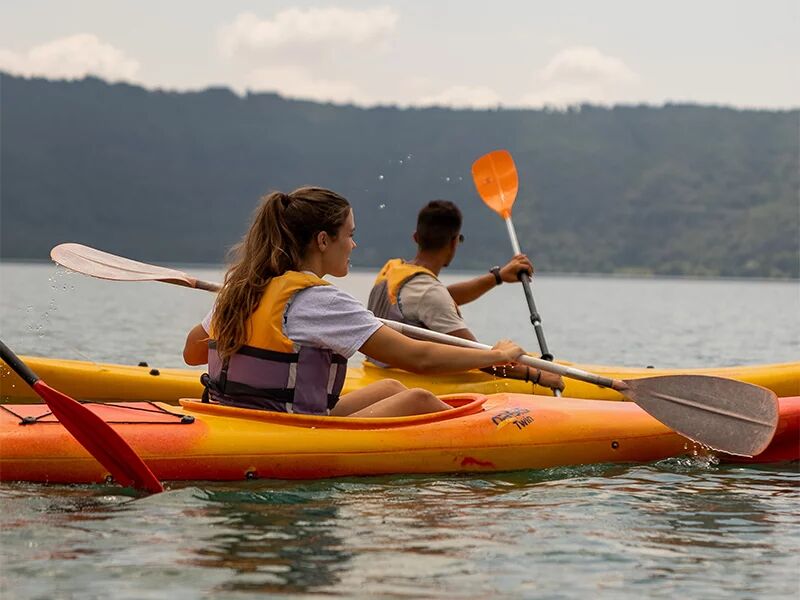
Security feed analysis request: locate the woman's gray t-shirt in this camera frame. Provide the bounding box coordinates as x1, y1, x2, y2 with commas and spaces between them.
201, 284, 382, 358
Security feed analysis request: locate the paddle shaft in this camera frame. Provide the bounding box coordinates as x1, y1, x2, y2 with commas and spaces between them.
378, 318, 620, 390
504, 216, 553, 362
199, 279, 221, 292
193, 279, 222, 292
0, 340, 39, 387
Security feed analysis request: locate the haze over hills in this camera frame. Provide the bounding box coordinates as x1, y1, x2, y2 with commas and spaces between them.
1, 73, 797, 278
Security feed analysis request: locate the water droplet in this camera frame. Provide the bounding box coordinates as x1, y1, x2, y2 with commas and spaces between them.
406, 154, 413, 160
379, 204, 386, 209
378, 174, 384, 181
398, 160, 404, 165
445, 176, 451, 182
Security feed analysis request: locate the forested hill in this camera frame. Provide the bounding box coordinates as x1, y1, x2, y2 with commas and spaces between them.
1, 73, 797, 278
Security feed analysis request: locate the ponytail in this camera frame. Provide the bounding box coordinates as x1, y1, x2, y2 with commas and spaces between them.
211, 186, 350, 359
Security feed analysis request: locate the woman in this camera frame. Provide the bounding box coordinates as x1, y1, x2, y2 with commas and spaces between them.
184, 186, 524, 418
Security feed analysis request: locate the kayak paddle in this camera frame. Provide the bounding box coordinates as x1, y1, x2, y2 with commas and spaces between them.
378, 319, 779, 457
0, 340, 163, 494
51, 243, 220, 291
472, 150, 559, 395
49, 243, 781, 456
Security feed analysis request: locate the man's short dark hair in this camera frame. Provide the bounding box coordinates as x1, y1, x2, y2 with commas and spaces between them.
416, 200, 462, 251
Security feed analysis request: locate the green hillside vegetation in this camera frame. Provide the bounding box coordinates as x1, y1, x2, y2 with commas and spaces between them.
1, 73, 797, 278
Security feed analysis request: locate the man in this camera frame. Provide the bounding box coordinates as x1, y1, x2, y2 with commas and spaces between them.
368, 200, 564, 391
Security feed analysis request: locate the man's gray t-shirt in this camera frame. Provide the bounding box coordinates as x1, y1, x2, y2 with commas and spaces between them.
399, 275, 466, 334
201, 284, 382, 358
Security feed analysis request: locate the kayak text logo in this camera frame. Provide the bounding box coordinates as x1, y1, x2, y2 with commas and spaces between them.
492, 407, 534, 430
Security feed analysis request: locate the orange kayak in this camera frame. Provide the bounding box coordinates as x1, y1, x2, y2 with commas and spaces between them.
1, 394, 797, 485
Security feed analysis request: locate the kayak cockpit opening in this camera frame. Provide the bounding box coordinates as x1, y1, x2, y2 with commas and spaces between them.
179, 394, 488, 429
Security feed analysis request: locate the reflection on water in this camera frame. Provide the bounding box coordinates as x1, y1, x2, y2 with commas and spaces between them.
189, 488, 351, 594
2, 463, 798, 599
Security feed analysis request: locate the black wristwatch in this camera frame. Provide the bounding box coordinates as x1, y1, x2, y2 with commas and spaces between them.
490, 266, 502, 285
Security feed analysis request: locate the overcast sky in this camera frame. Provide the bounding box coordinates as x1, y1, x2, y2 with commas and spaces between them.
1, 0, 797, 109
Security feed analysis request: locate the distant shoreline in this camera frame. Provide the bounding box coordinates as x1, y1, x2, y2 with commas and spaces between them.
2, 257, 796, 283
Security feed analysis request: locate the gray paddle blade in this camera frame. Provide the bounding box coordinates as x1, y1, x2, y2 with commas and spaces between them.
623, 375, 779, 457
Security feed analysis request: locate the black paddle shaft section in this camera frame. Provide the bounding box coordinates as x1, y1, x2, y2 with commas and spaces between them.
0, 340, 40, 387
518, 273, 554, 361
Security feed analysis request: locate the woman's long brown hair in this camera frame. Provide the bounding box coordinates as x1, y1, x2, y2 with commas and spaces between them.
211, 186, 351, 359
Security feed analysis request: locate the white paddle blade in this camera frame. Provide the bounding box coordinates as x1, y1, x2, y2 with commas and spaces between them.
51, 243, 198, 287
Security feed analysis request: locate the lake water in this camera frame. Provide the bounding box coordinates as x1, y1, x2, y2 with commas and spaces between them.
1, 262, 799, 599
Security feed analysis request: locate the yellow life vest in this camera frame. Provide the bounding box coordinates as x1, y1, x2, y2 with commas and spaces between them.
204, 271, 347, 415
367, 259, 438, 326
375, 259, 437, 304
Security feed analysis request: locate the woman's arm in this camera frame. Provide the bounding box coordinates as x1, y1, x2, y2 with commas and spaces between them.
183, 323, 209, 365
359, 325, 523, 375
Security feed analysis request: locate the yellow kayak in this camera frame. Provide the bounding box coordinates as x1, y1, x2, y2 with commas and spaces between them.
350, 360, 800, 400
2, 354, 798, 403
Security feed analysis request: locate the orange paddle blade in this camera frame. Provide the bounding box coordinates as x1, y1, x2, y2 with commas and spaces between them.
471, 149, 518, 219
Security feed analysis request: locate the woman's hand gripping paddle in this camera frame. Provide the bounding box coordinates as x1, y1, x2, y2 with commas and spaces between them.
379, 319, 779, 457
471, 150, 559, 395
0, 340, 163, 494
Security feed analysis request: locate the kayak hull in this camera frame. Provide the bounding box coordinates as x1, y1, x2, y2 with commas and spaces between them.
1, 394, 797, 485
2, 355, 798, 404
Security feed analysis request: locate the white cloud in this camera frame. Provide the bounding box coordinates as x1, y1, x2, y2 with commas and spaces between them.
0, 34, 140, 81
416, 85, 502, 109
245, 66, 368, 105
521, 46, 638, 107
540, 46, 636, 85
219, 7, 399, 57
